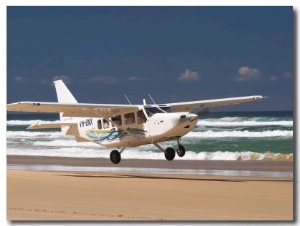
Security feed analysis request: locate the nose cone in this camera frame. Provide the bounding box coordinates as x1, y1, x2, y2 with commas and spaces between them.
188, 113, 198, 122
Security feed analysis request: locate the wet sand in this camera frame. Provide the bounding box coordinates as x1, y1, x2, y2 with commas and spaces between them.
7, 155, 294, 171
7, 156, 294, 221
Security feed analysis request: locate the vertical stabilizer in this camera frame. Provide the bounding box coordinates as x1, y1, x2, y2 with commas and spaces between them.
53, 79, 78, 135
54, 79, 77, 103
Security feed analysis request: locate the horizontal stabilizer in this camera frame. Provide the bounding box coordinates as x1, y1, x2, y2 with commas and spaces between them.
27, 122, 77, 130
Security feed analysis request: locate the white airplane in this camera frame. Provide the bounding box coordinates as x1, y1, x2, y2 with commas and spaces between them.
7, 79, 263, 164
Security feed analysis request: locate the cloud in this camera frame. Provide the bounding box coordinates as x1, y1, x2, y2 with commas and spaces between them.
88, 75, 116, 84
14, 76, 26, 83
14, 75, 73, 86
127, 76, 149, 81
283, 71, 292, 78
236, 66, 261, 82
14, 76, 36, 84
178, 69, 200, 81
269, 75, 279, 81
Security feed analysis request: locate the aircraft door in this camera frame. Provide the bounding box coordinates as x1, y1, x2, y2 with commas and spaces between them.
137, 109, 149, 138
137, 110, 147, 124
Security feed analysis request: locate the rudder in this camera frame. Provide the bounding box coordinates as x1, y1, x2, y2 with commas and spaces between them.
53, 79, 78, 135
54, 79, 77, 103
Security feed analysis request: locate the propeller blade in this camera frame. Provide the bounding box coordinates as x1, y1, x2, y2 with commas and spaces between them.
193, 108, 211, 118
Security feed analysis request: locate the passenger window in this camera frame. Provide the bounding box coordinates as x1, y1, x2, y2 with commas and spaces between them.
103, 119, 109, 129
112, 115, 122, 126
137, 110, 147, 124
125, 112, 135, 125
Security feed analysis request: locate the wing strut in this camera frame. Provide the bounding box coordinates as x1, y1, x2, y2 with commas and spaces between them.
124, 94, 132, 105
148, 94, 157, 105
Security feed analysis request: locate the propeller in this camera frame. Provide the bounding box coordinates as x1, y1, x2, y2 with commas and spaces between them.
192, 107, 211, 118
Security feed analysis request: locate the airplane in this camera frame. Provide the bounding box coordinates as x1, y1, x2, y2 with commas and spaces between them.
7, 79, 263, 164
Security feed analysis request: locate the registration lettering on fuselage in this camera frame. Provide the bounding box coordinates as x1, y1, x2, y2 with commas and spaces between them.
79, 118, 93, 127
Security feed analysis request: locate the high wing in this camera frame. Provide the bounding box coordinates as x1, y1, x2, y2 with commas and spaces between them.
166, 95, 263, 112
7, 101, 140, 118
7, 95, 264, 117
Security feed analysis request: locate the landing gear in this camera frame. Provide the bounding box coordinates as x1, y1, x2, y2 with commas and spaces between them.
109, 144, 128, 164
153, 142, 181, 161
176, 144, 185, 157
110, 150, 121, 164
176, 138, 185, 157
165, 147, 175, 161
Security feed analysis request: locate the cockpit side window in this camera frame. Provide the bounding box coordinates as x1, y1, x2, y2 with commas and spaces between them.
137, 110, 147, 124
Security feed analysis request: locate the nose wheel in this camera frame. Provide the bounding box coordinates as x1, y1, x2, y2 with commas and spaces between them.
176, 144, 186, 157
153, 142, 185, 161
176, 138, 186, 157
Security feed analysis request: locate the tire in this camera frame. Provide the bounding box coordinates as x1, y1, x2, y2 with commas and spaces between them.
110, 150, 121, 164
177, 145, 185, 157
165, 147, 175, 161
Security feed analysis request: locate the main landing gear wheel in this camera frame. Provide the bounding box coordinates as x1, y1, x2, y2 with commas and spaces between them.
110, 150, 121, 164
176, 145, 186, 157
165, 147, 175, 161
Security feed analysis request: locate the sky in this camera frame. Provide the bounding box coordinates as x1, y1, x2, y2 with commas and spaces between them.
6, 6, 294, 111
1, 2, 299, 225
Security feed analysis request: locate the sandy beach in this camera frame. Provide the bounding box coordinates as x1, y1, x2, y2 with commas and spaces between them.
7, 156, 293, 221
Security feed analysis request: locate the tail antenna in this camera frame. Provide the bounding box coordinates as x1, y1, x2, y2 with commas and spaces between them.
148, 94, 157, 105
124, 94, 132, 105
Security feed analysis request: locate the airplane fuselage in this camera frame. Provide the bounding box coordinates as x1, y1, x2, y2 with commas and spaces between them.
72, 109, 198, 148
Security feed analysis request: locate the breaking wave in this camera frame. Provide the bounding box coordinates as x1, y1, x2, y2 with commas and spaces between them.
187, 130, 293, 138
6, 112, 293, 161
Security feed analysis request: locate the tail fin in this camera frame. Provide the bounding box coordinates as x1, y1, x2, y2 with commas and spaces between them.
54, 79, 77, 103
53, 79, 78, 135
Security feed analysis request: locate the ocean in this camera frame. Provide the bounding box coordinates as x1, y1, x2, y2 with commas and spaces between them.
6, 111, 293, 161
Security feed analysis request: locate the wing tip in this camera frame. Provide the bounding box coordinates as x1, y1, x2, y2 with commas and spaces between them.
254, 95, 266, 100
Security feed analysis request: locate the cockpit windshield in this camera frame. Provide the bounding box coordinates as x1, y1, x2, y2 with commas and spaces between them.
144, 106, 173, 117
159, 106, 173, 113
